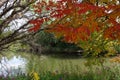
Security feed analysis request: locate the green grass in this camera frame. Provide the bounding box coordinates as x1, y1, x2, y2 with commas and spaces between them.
25, 52, 120, 80
1, 65, 120, 80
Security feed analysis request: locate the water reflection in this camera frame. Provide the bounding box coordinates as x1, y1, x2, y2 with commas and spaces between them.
0, 51, 119, 78
0, 55, 26, 76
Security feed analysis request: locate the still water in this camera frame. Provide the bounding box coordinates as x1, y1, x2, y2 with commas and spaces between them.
1, 51, 117, 77
0, 51, 49, 76
0, 55, 26, 76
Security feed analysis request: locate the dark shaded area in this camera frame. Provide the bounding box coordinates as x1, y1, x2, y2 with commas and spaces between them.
19, 31, 84, 58
42, 50, 83, 59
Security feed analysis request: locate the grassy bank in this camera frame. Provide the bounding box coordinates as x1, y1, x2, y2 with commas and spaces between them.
0, 62, 120, 80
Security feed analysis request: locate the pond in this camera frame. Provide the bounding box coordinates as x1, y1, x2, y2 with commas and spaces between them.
0, 54, 26, 76
0, 51, 120, 77
0, 51, 86, 76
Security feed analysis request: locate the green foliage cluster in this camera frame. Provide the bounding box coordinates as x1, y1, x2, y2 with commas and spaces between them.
35, 31, 55, 47
35, 31, 81, 52
114, 44, 120, 54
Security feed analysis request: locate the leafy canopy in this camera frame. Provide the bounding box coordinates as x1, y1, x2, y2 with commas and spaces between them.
29, 0, 120, 56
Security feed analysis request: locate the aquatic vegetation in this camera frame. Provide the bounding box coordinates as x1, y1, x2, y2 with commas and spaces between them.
0, 59, 120, 80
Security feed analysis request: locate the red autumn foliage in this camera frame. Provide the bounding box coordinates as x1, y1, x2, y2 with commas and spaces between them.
29, 0, 120, 43
29, 19, 44, 32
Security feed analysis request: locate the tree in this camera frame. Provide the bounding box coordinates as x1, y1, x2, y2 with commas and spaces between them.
30, 0, 120, 57
0, 0, 36, 51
